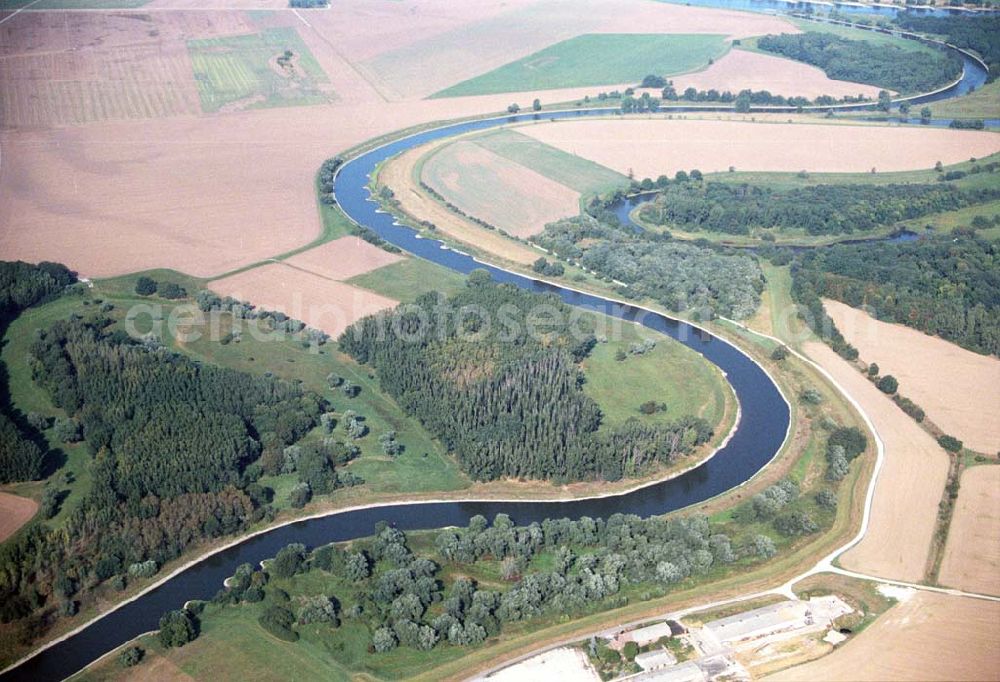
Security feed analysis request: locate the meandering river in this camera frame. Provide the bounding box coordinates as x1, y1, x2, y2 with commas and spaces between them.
2, 10, 989, 681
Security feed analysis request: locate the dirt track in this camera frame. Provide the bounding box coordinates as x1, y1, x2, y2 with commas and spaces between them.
804, 342, 949, 583
824, 299, 1000, 454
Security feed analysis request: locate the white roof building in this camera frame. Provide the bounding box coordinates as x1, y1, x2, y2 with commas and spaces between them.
634, 649, 678, 671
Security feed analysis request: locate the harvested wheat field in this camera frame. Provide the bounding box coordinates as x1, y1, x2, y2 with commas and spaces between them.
282, 237, 404, 281
209, 263, 398, 338
939, 465, 1000, 596
422, 141, 580, 238
379, 140, 542, 265
824, 299, 1000, 453
345, 0, 796, 99
0, 492, 37, 543
804, 341, 949, 583
0, 11, 257, 128
670, 49, 882, 100
518, 119, 1000, 178
768, 591, 1000, 681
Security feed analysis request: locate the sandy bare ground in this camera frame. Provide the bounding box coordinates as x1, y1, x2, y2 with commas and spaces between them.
491, 646, 600, 682
518, 119, 1000, 178
939, 466, 1000, 596
422, 140, 580, 238
282, 236, 403, 281
379, 139, 542, 265
768, 591, 1000, 681
208, 263, 398, 338
804, 341, 949, 583
824, 299, 1000, 454
0, 492, 37, 543
670, 49, 883, 99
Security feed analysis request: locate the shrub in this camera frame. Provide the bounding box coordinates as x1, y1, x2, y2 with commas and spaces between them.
258, 604, 298, 642
158, 609, 197, 648
771, 345, 789, 361
938, 434, 963, 452
134, 276, 157, 296
159, 282, 187, 300
623, 641, 639, 660
118, 646, 144, 668
876, 375, 898, 394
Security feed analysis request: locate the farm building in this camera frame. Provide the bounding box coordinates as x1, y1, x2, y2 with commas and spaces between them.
634, 648, 677, 671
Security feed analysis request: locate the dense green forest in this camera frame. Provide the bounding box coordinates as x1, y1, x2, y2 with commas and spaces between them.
894, 15, 1000, 81
0, 282, 372, 635
757, 32, 962, 94
340, 275, 713, 482
532, 214, 763, 319
636, 181, 999, 237
0, 261, 77, 483
792, 236, 1000, 356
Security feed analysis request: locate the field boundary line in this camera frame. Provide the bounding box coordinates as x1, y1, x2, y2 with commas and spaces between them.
0, 0, 44, 26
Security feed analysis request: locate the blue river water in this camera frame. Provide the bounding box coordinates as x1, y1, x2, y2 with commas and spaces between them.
2, 10, 990, 682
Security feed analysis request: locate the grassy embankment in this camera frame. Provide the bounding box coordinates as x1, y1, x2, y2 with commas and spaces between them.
432, 33, 730, 98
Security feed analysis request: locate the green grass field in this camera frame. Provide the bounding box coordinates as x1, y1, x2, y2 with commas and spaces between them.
433, 33, 729, 98
188, 27, 333, 113
472, 128, 629, 196
581, 315, 731, 431
346, 258, 466, 303
927, 80, 1000, 121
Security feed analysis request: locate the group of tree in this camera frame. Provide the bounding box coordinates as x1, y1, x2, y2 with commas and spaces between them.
757, 32, 962, 94
134, 276, 186, 300
893, 15, 1000, 82
214, 511, 784, 655
339, 274, 713, 482
792, 235, 1000, 356
636, 181, 998, 237
0, 261, 77, 483
0, 297, 370, 638
532, 214, 763, 320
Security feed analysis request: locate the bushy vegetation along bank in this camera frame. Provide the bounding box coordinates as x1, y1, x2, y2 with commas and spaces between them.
757, 32, 962, 95
532, 211, 763, 320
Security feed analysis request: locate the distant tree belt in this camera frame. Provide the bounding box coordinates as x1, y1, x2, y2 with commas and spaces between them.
636, 182, 1000, 236
532, 214, 763, 320
340, 275, 713, 482
0, 260, 76, 483
794, 236, 1000, 356
893, 15, 1000, 81
756, 32, 962, 94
